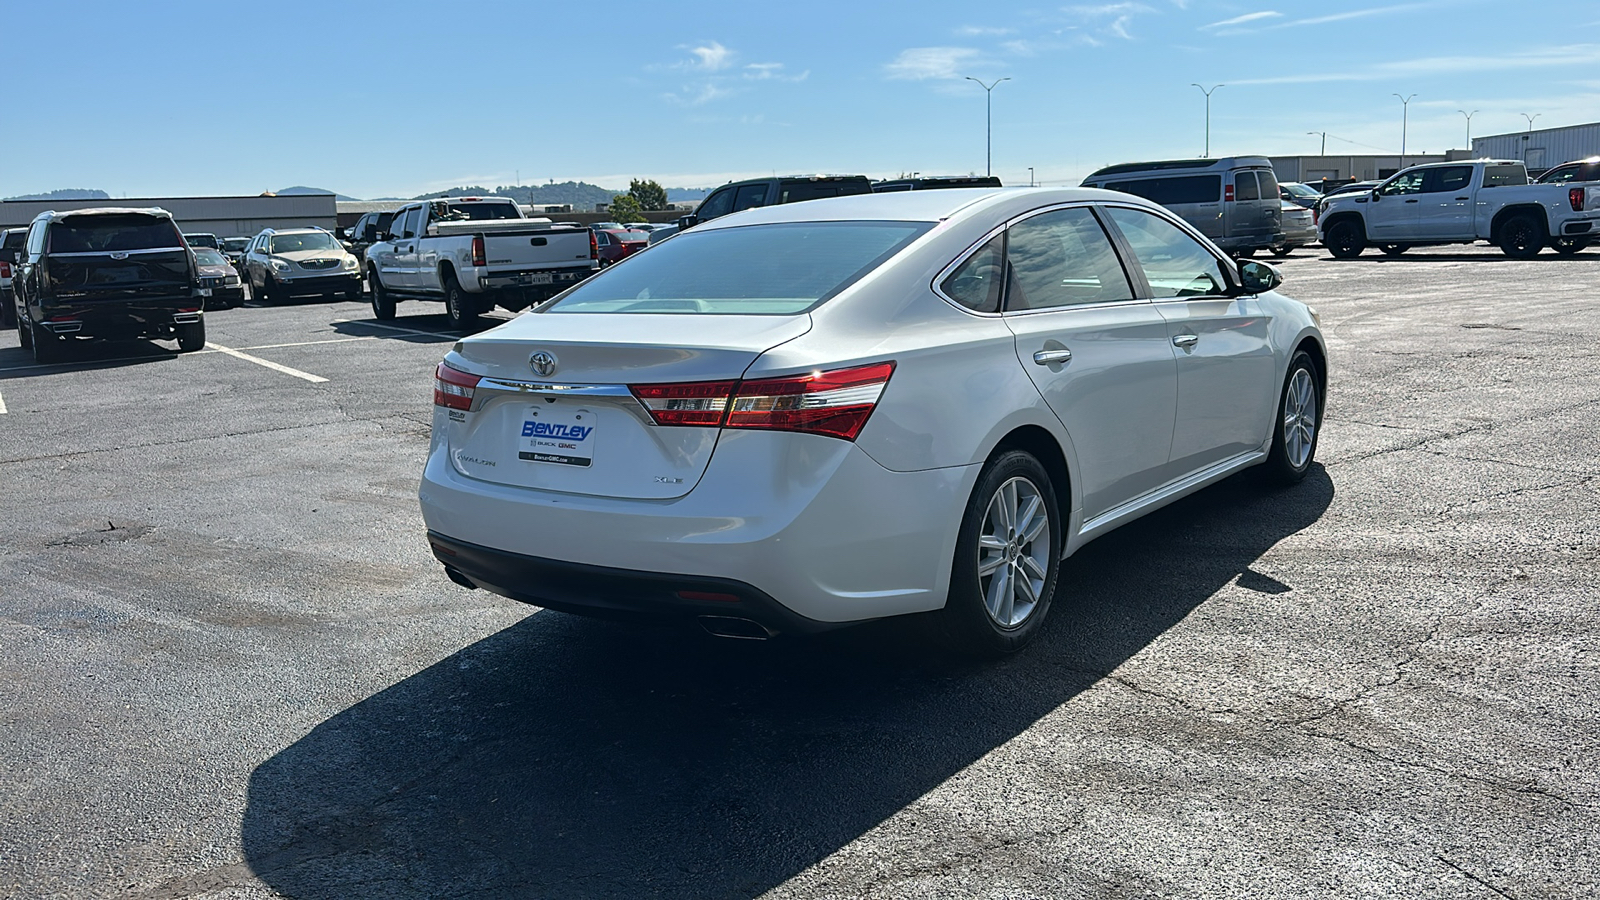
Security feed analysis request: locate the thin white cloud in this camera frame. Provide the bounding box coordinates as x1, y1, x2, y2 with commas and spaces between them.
1229, 43, 1600, 85
1063, 2, 1154, 40
662, 83, 737, 106
743, 63, 808, 82
1063, 2, 1151, 15
676, 41, 734, 72
1202, 11, 1281, 29
957, 25, 1015, 36
883, 47, 983, 80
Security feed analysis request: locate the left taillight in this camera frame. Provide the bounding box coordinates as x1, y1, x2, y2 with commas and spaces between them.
471, 235, 486, 267
0, 261, 10, 278
1570, 188, 1586, 212
589, 230, 599, 260
434, 361, 482, 410
629, 380, 737, 426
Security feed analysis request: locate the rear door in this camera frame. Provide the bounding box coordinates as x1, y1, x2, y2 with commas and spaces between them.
1416, 164, 1477, 239
995, 205, 1179, 520
1224, 170, 1277, 248
1103, 205, 1277, 475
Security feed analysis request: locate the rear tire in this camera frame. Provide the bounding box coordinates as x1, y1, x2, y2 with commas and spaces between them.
1261, 350, 1322, 486
31, 323, 64, 364
1499, 213, 1545, 259
934, 450, 1061, 658
370, 268, 396, 320
1269, 244, 1293, 258
1553, 237, 1591, 256
443, 272, 480, 331
1380, 243, 1409, 257
1325, 220, 1366, 259
176, 320, 206, 352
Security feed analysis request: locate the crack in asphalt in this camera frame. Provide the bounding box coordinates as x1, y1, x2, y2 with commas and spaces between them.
1436, 854, 1520, 899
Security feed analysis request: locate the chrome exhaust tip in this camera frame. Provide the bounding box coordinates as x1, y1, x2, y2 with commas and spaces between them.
443, 566, 477, 590
697, 616, 775, 640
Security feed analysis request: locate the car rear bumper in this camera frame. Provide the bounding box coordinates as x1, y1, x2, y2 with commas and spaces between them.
419, 428, 977, 625
33, 300, 201, 339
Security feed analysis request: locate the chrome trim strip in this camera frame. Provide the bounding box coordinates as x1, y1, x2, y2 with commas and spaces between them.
1077, 449, 1267, 543
478, 379, 633, 396
45, 248, 187, 257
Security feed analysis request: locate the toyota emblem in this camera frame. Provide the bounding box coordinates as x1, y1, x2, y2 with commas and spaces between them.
529, 351, 558, 377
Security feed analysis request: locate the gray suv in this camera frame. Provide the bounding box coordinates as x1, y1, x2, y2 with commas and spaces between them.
1081, 156, 1284, 256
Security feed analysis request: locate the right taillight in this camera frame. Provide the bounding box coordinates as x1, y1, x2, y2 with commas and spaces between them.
628, 362, 896, 441
589, 230, 598, 260
0, 261, 10, 278
1571, 188, 1585, 212
1224, 183, 1235, 202
433, 362, 482, 410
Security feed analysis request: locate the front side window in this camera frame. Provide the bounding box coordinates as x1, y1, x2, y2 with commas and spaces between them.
1379, 171, 1425, 196
544, 221, 932, 316
1104, 207, 1228, 299
1004, 207, 1133, 311
696, 189, 735, 221
941, 232, 1006, 313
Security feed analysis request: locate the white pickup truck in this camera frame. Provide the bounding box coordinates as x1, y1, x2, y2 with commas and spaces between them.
1318, 159, 1600, 259
366, 197, 597, 329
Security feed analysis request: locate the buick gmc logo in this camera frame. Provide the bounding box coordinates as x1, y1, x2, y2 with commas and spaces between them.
529, 351, 558, 377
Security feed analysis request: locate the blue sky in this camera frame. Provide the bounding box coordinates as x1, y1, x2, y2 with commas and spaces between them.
5, 0, 1598, 199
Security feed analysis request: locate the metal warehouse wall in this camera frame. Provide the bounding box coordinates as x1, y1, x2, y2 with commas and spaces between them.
1472, 122, 1600, 170
0, 194, 337, 237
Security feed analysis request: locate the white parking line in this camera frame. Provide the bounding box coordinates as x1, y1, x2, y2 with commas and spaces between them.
0, 390, 7, 414
205, 342, 328, 383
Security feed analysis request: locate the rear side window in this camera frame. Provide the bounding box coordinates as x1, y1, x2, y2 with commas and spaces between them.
1257, 169, 1279, 200
544, 221, 933, 316
1234, 172, 1261, 201
779, 181, 871, 203
1103, 176, 1221, 206
1484, 165, 1528, 188
733, 184, 770, 211
941, 233, 1006, 313
1004, 208, 1133, 311
47, 214, 182, 253
444, 201, 519, 220
1423, 166, 1474, 193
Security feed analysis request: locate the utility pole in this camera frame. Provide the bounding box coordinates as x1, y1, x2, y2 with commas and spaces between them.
1458, 110, 1478, 151
964, 76, 1010, 177
1521, 113, 1541, 166
1028, 166, 1035, 187
1307, 131, 1326, 155
1394, 93, 1416, 168
1191, 84, 1224, 157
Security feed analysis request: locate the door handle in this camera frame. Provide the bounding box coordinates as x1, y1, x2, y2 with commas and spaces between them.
1032, 349, 1072, 365
1172, 334, 1198, 348
1454, 196, 1469, 200
1404, 199, 1419, 203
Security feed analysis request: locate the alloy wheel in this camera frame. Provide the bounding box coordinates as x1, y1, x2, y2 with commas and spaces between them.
1282, 367, 1318, 469
977, 476, 1051, 629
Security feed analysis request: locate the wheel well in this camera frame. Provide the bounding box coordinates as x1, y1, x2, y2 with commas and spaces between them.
1489, 205, 1548, 243
992, 425, 1072, 513
1321, 211, 1363, 237
1295, 337, 1328, 408
438, 259, 457, 285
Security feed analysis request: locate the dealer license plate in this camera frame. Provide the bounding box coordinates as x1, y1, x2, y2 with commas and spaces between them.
517, 406, 595, 467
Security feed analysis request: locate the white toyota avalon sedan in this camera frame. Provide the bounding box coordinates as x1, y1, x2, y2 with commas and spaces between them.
419, 188, 1326, 655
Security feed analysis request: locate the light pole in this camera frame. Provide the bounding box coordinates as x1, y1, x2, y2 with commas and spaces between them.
1191, 83, 1224, 157
1307, 131, 1326, 155
1458, 110, 1478, 151
1028, 166, 1035, 187
1393, 93, 1416, 168
964, 76, 1010, 177
1521, 113, 1541, 165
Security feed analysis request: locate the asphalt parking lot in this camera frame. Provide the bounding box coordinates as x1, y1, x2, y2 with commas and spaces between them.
2, 245, 1597, 900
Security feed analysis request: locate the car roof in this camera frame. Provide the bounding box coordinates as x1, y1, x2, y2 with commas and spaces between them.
696, 187, 1158, 229
1086, 156, 1274, 178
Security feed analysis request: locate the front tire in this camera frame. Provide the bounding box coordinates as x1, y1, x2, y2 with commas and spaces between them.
370, 268, 396, 320
1499, 213, 1545, 259
1380, 243, 1409, 257
176, 320, 206, 352
443, 272, 480, 331
1269, 244, 1293, 258
1325, 220, 1366, 259
936, 450, 1061, 657
1262, 350, 1322, 485
1553, 237, 1591, 256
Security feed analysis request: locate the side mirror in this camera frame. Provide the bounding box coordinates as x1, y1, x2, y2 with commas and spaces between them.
1370, 190, 1381, 202
677, 214, 698, 230
363, 226, 377, 243
1239, 260, 1282, 294
340, 240, 354, 251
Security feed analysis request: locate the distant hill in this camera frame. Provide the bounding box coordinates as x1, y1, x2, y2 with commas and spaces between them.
276, 186, 359, 201
4, 188, 112, 201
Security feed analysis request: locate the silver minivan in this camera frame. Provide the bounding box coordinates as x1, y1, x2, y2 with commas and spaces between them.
1081, 156, 1284, 255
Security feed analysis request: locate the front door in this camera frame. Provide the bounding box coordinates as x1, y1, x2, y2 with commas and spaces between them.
1367, 169, 1425, 240
995, 205, 1178, 520
1102, 205, 1277, 476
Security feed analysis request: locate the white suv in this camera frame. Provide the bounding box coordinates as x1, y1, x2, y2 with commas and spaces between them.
243, 227, 363, 304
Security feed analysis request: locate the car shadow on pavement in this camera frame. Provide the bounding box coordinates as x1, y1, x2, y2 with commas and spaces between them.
1316, 250, 1600, 263
330, 312, 515, 343
0, 339, 181, 379
240, 466, 1333, 899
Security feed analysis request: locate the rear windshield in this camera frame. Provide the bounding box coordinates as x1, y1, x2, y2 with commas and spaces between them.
543, 221, 933, 316
444, 201, 520, 220
48, 214, 183, 253
1483, 164, 1529, 188
220, 238, 250, 252
193, 248, 229, 265
1103, 175, 1221, 206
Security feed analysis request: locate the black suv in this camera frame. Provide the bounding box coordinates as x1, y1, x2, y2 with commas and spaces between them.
871, 175, 1003, 192
11, 207, 205, 364
1, 227, 26, 329
342, 209, 396, 263
678, 175, 872, 230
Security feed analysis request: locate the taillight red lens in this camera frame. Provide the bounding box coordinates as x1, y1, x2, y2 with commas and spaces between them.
629, 380, 737, 426
727, 362, 896, 441
471, 235, 486, 267
589, 231, 599, 260
1571, 188, 1585, 212
434, 362, 482, 410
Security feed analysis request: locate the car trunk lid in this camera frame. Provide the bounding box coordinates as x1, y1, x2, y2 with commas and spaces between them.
441, 313, 811, 499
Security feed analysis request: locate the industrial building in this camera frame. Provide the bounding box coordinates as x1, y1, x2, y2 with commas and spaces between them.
1269, 152, 1473, 185
1471, 121, 1600, 172
0, 193, 337, 236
